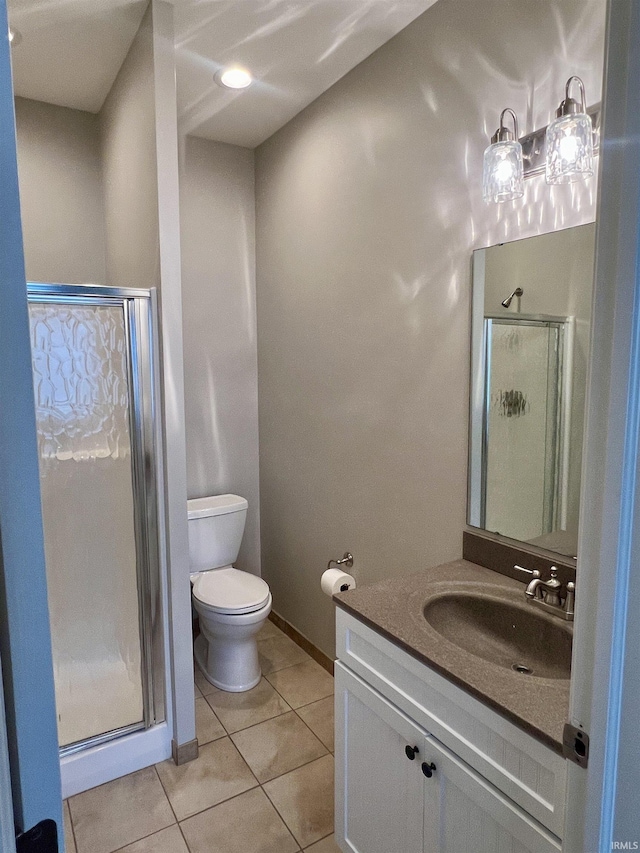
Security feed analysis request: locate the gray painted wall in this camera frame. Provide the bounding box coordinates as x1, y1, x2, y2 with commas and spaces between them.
255, 0, 605, 657
100, 6, 160, 293
15, 6, 160, 297
11, 2, 196, 759
14, 97, 107, 285
179, 136, 261, 576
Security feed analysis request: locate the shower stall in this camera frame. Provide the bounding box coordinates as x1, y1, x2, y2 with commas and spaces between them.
27, 284, 168, 793
479, 315, 574, 543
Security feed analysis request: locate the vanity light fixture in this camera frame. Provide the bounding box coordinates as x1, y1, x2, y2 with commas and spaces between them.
483, 76, 600, 203
215, 66, 253, 90
482, 108, 524, 204
545, 76, 594, 184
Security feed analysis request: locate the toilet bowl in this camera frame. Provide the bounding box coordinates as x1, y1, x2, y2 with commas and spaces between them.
191, 565, 271, 691
187, 495, 272, 692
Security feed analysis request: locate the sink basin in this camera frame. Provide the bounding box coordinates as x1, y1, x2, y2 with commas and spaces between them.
423, 592, 572, 679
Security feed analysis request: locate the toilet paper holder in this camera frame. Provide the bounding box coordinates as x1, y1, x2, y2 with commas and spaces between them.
327, 552, 354, 570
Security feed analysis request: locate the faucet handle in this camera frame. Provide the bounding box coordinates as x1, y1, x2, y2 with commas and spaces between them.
564, 581, 576, 617
545, 566, 562, 589
540, 567, 562, 606
514, 565, 541, 578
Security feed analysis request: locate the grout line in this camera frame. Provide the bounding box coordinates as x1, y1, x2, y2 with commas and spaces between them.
262, 676, 294, 706
227, 707, 295, 738
66, 777, 179, 853
292, 708, 333, 754
178, 774, 302, 853
194, 730, 226, 747
257, 631, 313, 653
274, 693, 334, 713
294, 691, 335, 711
260, 652, 317, 677
257, 751, 332, 786
201, 694, 232, 735
302, 829, 335, 850
260, 752, 333, 787
256, 785, 301, 853
103, 822, 179, 853
202, 685, 294, 734
176, 821, 191, 853
65, 801, 80, 853
70, 735, 333, 851
153, 764, 180, 826
169, 750, 334, 836
228, 735, 261, 787
194, 700, 227, 746
264, 661, 334, 695
175, 781, 260, 827
260, 781, 305, 849
268, 613, 334, 676
204, 704, 292, 736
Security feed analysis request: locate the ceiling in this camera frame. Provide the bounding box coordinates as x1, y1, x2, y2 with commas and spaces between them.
173, 0, 437, 148
8, 0, 148, 114
7, 0, 437, 148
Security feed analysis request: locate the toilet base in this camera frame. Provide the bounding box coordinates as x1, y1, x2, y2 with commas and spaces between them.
193, 622, 262, 693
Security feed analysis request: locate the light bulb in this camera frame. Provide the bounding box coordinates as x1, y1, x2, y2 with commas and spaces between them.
495, 159, 516, 182
216, 67, 253, 90
559, 134, 580, 162
483, 140, 524, 204
483, 107, 524, 204
546, 77, 593, 185
546, 114, 593, 184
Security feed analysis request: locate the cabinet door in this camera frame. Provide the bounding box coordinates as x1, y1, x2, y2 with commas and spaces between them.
422, 735, 562, 853
335, 662, 425, 853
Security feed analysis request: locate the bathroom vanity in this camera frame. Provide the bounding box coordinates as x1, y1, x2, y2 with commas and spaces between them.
333, 560, 570, 853
327, 222, 593, 852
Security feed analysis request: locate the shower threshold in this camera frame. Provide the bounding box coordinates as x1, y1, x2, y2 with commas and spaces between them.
60, 720, 145, 759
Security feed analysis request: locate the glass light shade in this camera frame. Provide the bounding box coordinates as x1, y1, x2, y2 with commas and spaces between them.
545, 112, 593, 184
482, 140, 524, 204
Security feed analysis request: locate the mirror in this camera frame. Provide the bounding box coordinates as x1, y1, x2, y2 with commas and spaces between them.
468, 223, 596, 559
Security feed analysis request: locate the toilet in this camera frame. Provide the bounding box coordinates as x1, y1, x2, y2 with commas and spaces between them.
187, 494, 272, 692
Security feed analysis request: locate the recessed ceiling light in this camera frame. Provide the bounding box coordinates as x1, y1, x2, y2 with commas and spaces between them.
9, 28, 22, 46
215, 66, 253, 90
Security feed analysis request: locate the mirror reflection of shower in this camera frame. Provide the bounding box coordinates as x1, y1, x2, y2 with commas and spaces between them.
481, 314, 574, 547
501, 287, 524, 311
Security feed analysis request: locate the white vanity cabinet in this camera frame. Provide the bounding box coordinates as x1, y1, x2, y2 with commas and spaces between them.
335, 609, 566, 853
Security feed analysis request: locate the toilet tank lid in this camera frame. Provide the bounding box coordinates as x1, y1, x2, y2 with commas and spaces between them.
187, 495, 248, 519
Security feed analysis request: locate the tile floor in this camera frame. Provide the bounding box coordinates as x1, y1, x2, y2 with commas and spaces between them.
63, 621, 340, 853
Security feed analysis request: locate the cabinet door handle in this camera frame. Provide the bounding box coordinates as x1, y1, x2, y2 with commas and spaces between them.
405, 745, 419, 760
421, 761, 436, 778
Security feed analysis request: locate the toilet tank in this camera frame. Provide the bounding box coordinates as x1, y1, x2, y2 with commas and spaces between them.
187, 495, 248, 573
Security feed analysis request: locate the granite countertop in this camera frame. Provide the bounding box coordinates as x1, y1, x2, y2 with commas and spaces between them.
333, 559, 571, 754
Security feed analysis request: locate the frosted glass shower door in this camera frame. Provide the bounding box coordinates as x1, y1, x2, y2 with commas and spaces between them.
28, 286, 162, 750
483, 320, 562, 542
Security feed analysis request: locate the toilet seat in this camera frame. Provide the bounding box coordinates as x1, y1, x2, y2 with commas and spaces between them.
191, 566, 270, 615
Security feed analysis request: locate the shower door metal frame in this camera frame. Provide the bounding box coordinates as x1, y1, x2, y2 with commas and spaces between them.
27, 283, 166, 756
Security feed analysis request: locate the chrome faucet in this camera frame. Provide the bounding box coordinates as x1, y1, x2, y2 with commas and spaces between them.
525, 567, 562, 605
514, 565, 575, 621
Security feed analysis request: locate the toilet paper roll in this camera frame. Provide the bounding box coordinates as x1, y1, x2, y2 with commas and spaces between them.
321, 568, 356, 597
